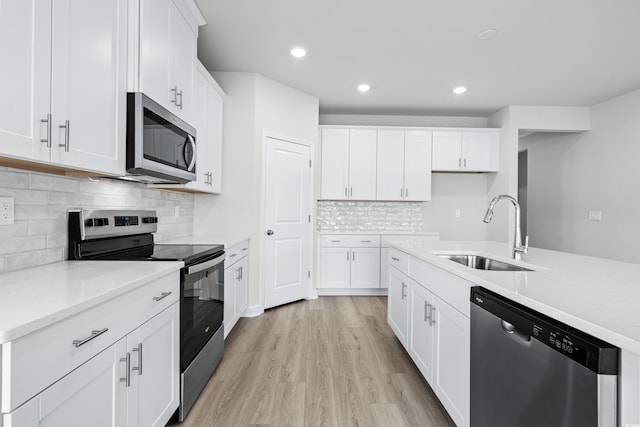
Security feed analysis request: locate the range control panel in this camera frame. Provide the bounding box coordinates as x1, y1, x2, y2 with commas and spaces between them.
71, 209, 158, 239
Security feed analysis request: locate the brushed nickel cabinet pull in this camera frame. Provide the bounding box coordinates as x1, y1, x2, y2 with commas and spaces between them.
59, 120, 70, 152
391, 257, 400, 262
401, 282, 407, 299
429, 306, 437, 326
40, 113, 52, 147
120, 352, 131, 387
153, 291, 172, 301
424, 301, 430, 322
72, 327, 108, 347
132, 343, 142, 375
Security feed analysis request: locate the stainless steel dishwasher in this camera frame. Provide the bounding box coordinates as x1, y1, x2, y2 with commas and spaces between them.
470, 287, 619, 427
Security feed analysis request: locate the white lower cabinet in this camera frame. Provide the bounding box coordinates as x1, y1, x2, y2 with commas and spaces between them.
387, 266, 409, 348
387, 247, 470, 427
4, 341, 126, 426
224, 241, 249, 338
1, 272, 180, 427
318, 235, 381, 293
409, 279, 436, 382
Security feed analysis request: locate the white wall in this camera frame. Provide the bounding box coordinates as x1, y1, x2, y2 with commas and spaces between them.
194, 72, 319, 311
488, 105, 591, 244
520, 88, 640, 263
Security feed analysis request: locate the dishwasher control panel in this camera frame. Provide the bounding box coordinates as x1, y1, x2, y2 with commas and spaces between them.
471, 287, 619, 375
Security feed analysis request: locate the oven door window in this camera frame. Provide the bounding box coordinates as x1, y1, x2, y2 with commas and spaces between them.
181, 260, 224, 370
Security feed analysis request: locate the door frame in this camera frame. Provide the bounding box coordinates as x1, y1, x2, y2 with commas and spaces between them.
259, 131, 315, 311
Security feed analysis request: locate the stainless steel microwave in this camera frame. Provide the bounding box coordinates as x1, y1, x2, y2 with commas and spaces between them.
125, 92, 197, 184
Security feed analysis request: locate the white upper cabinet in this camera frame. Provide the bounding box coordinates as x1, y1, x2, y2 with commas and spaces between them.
161, 62, 224, 194
377, 130, 432, 201
320, 128, 350, 200
138, 0, 200, 125
320, 128, 377, 200
0, 0, 127, 176
432, 130, 499, 172
348, 130, 378, 200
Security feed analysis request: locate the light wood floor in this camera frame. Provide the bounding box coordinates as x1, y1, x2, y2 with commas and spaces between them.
175, 296, 455, 427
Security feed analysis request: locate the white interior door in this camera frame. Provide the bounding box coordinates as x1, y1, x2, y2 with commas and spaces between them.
264, 136, 312, 309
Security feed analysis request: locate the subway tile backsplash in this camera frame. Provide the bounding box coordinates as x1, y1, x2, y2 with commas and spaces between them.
317, 201, 423, 233
0, 167, 194, 273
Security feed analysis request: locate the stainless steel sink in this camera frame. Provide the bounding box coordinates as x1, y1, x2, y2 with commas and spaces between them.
436, 254, 533, 272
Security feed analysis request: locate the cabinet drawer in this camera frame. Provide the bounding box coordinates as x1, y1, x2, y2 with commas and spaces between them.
380, 234, 440, 247
409, 257, 471, 317
388, 248, 409, 275
225, 240, 249, 269
320, 235, 381, 247
1, 271, 179, 412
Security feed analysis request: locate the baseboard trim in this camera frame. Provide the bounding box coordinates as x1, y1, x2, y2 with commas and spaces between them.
306, 289, 319, 300
241, 304, 263, 318
317, 288, 388, 296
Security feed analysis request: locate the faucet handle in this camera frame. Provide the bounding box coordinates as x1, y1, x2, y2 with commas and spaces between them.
523, 235, 529, 253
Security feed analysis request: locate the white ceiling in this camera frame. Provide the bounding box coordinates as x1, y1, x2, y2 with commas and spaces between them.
195, 0, 640, 117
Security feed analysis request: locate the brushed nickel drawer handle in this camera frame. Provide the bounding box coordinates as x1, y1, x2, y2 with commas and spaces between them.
132, 343, 143, 375
120, 352, 131, 387
73, 327, 108, 348
153, 291, 172, 301
391, 257, 400, 262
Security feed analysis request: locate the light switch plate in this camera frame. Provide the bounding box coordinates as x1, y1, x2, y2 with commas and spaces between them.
0, 197, 15, 225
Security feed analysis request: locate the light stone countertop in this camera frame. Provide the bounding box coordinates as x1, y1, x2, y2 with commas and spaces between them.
390, 240, 640, 354
0, 260, 183, 344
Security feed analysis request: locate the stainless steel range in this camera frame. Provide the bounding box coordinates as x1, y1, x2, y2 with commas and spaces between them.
68, 209, 224, 422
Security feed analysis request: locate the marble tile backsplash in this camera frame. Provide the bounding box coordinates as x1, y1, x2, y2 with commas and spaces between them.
317, 201, 423, 233
0, 167, 194, 273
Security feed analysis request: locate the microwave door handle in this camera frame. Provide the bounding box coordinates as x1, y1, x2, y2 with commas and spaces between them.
186, 135, 197, 172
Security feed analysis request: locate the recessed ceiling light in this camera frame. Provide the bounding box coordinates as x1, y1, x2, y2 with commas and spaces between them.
478, 29, 498, 40
290, 47, 307, 58
357, 84, 371, 93
453, 86, 467, 95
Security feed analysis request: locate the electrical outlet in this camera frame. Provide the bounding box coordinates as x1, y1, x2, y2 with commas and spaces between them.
0, 197, 15, 225
588, 210, 602, 221
455, 209, 462, 218
174, 206, 180, 218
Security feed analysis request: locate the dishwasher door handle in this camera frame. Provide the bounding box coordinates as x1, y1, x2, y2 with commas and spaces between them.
501, 320, 531, 344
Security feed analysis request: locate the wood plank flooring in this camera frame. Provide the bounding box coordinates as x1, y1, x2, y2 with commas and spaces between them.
175, 296, 455, 427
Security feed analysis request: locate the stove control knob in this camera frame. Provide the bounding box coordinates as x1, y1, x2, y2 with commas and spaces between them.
85, 219, 94, 227
94, 218, 104, 227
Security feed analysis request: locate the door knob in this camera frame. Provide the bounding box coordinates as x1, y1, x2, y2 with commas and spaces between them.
266, 230, 274, 235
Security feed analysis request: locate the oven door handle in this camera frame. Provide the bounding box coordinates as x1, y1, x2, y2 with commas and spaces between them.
185, 254, 225, 275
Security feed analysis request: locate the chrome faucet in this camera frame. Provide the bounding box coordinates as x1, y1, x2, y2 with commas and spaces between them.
483, 194, 529, 260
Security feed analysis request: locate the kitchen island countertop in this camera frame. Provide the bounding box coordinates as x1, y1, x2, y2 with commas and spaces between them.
390, 240, 640, 354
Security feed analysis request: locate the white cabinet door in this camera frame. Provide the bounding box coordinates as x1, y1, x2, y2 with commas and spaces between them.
350, 247, 380, 288
236, 256, 249, 317
462, 132, 495, 172
224, 264, 237, 338
0, 0, 51, 162
139, 0, 170, 108
376, 130, 405, 201
127, 303, 179, 427
404, 131, 432, 201
380, 247, 389, 289
167, 0, 195, 123
185, 64, 210, 192
319, 247, 350, 288
320, 129, 350, 200
48, 0, 126, 175
348, 129, 377, 200
4, 340, 127, 427
432, 131, 462, 171
409, 280, 436, 383
387, 267, 409, 348
207, 77, 224, 193
139, 0, 196, 124
434, 298, 470, 427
